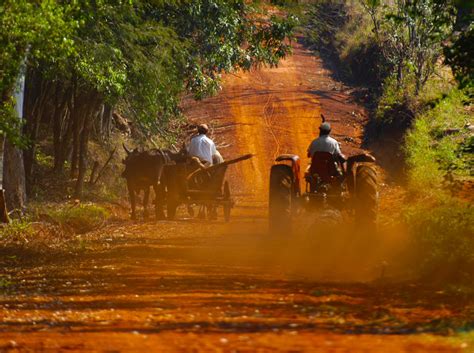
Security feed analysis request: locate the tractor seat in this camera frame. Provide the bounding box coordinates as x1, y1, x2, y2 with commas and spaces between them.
309, 151, 340, 183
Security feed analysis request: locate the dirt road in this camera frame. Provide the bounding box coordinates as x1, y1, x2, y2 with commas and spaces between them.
181, 40, 368, 205
1, 42, 472, 352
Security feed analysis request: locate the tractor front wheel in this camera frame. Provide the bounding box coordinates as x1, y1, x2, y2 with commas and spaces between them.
269, 164, 293, 235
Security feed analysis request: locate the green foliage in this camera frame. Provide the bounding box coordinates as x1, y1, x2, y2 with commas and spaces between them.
304, 0, 387, 86
404, 197, 474, 284
0, 277, 13, 290
305, 0, 457, 95
405, 88, 472, 192
0, 0, 76, 144
403, 87, 473, 285
445, 22, 474, 90
62, 1, 186, 137
1, 0, 296, 144
35, 148, 54, 169
373, 0, 455, 95
0, 1, 75, 91
0, 219, 35, 240
48, 204, 109, 234
0, 100, 26, 147
375, 72, 417, 122
78, 0, 296, 132
161, 0, 297, 99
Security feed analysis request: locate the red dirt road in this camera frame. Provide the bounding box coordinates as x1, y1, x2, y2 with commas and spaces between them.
1, 42, 472, 352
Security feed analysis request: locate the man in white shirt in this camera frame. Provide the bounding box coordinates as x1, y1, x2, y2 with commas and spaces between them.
187, 124, 217, 166
307, 122, 346, 181
307, 122, 343, 159
187, 124, 223, 219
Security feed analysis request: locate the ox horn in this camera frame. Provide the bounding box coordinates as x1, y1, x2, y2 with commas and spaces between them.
123, 143, 131, 155
321, 114, 326, 123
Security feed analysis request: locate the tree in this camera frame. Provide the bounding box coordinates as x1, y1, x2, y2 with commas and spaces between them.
0, 1, 75, 213
160, 0, 296, 99
361, 0, 456, 95
13, 1, 296, 199
0, 0, 75, 143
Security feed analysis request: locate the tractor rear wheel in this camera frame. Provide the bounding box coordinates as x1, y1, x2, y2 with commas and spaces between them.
269, 164, 293, 234
354, 165, 378, 226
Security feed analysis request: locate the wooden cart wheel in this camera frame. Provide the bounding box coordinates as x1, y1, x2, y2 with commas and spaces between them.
223, 181, 231, 222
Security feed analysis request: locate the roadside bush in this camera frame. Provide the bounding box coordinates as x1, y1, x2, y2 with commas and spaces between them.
0, 219, 35, 242
404, 197, 474, 284
377, 72, 414, 111
0, 204, 111, 252
48, 204, 110, 234
403, 87, 473, 285
0, 219, 68, 250
405, 88, 472, 193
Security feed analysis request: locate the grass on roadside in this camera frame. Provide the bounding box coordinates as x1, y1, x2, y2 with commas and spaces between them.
0, 203, 112, 255
45, 203, 110, 234
403, 196, 473, 284
405, 88, 472, 193
0, 219, 35, 243
403, 87, 473, 285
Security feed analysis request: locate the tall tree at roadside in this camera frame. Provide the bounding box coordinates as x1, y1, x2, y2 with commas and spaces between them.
0, 1, 75, 211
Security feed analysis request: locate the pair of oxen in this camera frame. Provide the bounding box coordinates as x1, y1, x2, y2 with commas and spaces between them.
121, 145, 200, 220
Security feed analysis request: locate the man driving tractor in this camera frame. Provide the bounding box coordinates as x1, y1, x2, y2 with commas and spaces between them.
307, 122, 343, 160
306, 121, 346, 191
270, 118, 378, 230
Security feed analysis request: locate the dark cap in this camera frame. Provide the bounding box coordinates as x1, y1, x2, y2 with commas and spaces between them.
319, 122, 331, 134
197, 124, 209, 134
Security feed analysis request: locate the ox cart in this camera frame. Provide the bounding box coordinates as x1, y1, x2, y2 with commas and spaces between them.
164, 154, 253, 221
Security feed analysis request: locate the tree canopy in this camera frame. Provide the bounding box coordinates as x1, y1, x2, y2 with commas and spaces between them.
1, 0, 296, 143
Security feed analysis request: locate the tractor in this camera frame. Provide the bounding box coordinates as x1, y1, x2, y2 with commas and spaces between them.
269, 151, 378, 233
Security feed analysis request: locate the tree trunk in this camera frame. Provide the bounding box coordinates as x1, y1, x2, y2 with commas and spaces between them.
53, 92, 64, 170
74, 112, 93, 199
103, 104, 113, 140
23, 78, 51, 191
3, 139, 26, 212
0, 189, 9, 223
70, 106, 80, 179
55, 97, 74, 172
3, 55, 28, 213
0, 135, 9, 223
53, 83, 74, 172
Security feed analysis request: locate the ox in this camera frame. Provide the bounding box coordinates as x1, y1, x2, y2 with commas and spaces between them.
121, 145, 187, 220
